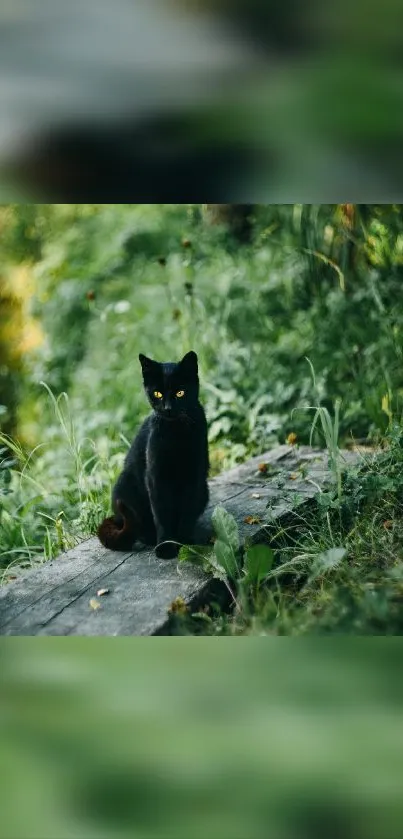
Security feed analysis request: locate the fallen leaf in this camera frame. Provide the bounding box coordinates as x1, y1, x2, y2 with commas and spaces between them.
97, 588, 110, 597
251, 493, 261, 499
258, 463, 268, 474
383, 520, 393, 530
244, 515, 261, 525
89, 598, 101, 611
289, 473, 299, 480
286, 432, 297, 445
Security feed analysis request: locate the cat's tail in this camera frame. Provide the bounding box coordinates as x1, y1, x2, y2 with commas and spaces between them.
97, 501, 136, 551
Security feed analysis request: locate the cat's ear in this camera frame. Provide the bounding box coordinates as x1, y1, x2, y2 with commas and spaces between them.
139, 354, 157, 378
179, 351, 198, 378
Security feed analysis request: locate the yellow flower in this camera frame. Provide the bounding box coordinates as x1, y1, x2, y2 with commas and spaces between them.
286, 432, 297, 445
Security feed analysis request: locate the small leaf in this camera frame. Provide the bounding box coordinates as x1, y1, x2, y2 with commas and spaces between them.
251, 493, 261, 499
208, 418, 232, 441
97, 588, 110, 597
244, 545, 274, 585
89, 598, 101, 611
289, 473, 299, 480
178, 545, 211, 565
214, 539, 238, 579
258, 463, 268, 474
212, 506, 239, 553
191, 612, 212, 623
207, 548, 230, 582
286, 432, 297, 445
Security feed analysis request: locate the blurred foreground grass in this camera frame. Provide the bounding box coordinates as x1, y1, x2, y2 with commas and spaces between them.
1, 640, 403, 839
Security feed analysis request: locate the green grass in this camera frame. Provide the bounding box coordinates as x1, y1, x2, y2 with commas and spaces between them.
4, 396, 403, 634
2, 203, 403, 633
169, 418, 403, 636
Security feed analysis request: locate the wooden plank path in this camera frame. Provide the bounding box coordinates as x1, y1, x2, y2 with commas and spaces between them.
0, 445, 357, 635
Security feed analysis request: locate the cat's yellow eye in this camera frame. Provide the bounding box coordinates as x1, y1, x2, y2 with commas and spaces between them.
176, 390, 185, 398
153, 391, 163, 399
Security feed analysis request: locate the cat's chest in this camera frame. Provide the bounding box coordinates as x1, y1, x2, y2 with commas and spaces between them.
146, 425, 198, 475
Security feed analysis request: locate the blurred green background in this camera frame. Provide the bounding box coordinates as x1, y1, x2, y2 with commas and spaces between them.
2, 203, 403, 572
2, 1, 403, 200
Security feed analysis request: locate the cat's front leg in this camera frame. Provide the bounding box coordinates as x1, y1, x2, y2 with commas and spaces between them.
177, 513, 197, 548
147, 479, 179, 559
177, 483, 209, 547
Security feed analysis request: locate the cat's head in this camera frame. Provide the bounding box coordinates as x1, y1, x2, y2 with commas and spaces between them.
139, 351, 199, 419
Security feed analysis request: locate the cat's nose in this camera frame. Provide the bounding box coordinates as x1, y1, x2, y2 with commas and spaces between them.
163, 402, 173, 414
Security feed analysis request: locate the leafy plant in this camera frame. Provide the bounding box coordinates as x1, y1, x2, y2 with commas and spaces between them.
3, 203, 403, 635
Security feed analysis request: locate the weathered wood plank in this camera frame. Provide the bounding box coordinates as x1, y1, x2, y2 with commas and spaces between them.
0, 482, 245, 625
36, 557, 208, 636
0, 446, 358, 635
0, 538, 131, 628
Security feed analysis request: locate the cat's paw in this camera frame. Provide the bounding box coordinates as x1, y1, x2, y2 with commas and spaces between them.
155, 541, 179, 560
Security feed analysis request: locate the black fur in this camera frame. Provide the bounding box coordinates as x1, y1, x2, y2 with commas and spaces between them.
97, 351, 209, 559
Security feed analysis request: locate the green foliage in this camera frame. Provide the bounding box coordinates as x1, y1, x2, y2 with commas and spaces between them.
7, 202, 403, 450
211, 505, 240, 581
176, 421, 403, 635
3, 204, 403, 636
243, 544, 274, 587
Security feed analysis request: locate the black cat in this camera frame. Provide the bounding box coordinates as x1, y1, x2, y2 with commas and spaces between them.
97, 351, 209, 559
